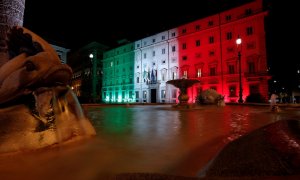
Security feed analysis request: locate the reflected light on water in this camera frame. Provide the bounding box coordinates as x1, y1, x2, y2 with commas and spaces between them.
1, 104, 300, 179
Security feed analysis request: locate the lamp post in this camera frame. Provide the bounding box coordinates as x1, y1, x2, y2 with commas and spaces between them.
89, 53, 96, 102
236, 36, 243, 103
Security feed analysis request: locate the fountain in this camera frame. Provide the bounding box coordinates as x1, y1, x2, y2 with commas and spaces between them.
167, 78, 200, 107
0, 26, 96, 154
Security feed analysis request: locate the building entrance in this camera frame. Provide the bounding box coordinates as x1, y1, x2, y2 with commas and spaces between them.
151, 89, 157, 103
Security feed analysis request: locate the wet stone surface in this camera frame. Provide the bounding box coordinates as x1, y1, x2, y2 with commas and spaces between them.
0, 104, 300, 179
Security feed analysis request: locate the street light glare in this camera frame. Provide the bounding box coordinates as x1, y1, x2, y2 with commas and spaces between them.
236, 38, 242, 45
89, 54, 94, 58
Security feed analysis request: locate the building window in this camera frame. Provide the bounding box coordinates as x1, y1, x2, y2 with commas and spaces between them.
210, 67, 216, 76
182, 28, 186, 34
137, 65, 139, 69
197, 68, 202, 77
209, 51, 215, 56
182, 43, 187, 49
248, 62, 255, 73
195, 25, 200, 31
162, 71, 166, 81
209, 36, 214, 44
172, 89, 177, 98
245, 8, 252, 16
226, 32, 232, 40
246, 27, 253, 35
172, 72, 177, 80
208, 21, 214, 26
196, 40, 201, 47
229, 85, 237, 97
228, 65, 235, 74
137, 44, 140, 48
171, 32, 176, 37
143, 91, 147, 99
226, 15, 231, 21
161, 60, 166, 64
152, 51, 155, 56
227, 47, 234, 53
172, 46, 176, 52
162, 36, 165, 40
152, 39, 156, 43
144, 53, 146, 59
135, 91, 139, 99
228, 64, 234, 74
161, 90, 166, 98
171, 58, 177, 63
182, 56, 187, 61
144, 41, 147, 46
183, 70, 188, 78
195, 53, 201, 58
247, 42, 256, 49
162, 48, 166, 54
137, 77, 139, 83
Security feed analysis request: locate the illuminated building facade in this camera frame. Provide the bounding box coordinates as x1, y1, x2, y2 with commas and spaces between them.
102, 0, 270, 103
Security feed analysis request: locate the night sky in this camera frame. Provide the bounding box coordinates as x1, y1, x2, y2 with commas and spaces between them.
24, 0, 255, 49
23, 0, 298, 89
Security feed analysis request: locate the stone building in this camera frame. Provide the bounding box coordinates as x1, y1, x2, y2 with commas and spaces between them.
102, 0, 270, 104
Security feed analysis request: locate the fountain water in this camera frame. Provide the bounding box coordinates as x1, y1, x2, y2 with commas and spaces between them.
167, 78, 200, 107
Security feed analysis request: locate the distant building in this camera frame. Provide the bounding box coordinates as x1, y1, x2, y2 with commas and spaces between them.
102, 0, 270, 103
68, 42, 109, 103
51, 44, 70, 64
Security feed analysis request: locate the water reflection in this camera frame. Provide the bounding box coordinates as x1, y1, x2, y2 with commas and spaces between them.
1, 105, 300, 179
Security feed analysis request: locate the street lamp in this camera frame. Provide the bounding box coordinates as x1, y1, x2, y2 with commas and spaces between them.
89, 53, 96, 102
236, 36, 243, 103
89, 53, 94, 60
89, 53, 94, 76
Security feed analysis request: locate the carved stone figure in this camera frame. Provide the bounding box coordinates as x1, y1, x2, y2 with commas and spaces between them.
0, 26, 96, 154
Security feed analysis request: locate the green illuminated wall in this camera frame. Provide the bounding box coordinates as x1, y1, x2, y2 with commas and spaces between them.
102, 43, 135, 103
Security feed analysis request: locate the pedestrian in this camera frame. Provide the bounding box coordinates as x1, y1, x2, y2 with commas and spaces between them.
270, 93, 279, 112
270, 94, 277, 106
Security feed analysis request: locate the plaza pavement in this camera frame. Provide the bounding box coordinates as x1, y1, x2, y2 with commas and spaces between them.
107, 103, 300, 179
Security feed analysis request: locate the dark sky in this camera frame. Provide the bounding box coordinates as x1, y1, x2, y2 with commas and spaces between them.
24, 0, 255, 50
23, 0, 298, 87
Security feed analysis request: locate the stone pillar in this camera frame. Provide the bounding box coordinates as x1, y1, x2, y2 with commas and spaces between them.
0, 0, 25, 65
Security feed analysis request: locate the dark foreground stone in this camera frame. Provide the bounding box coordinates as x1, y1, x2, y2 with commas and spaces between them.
199, 119, 300, 177
114, 173, 198, 179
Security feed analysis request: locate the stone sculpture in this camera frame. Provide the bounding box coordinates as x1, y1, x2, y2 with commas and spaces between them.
0, 26, 96, 154
196, 88, 225, 106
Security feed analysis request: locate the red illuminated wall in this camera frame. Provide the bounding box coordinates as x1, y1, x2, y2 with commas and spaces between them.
176, 0, 270, 103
